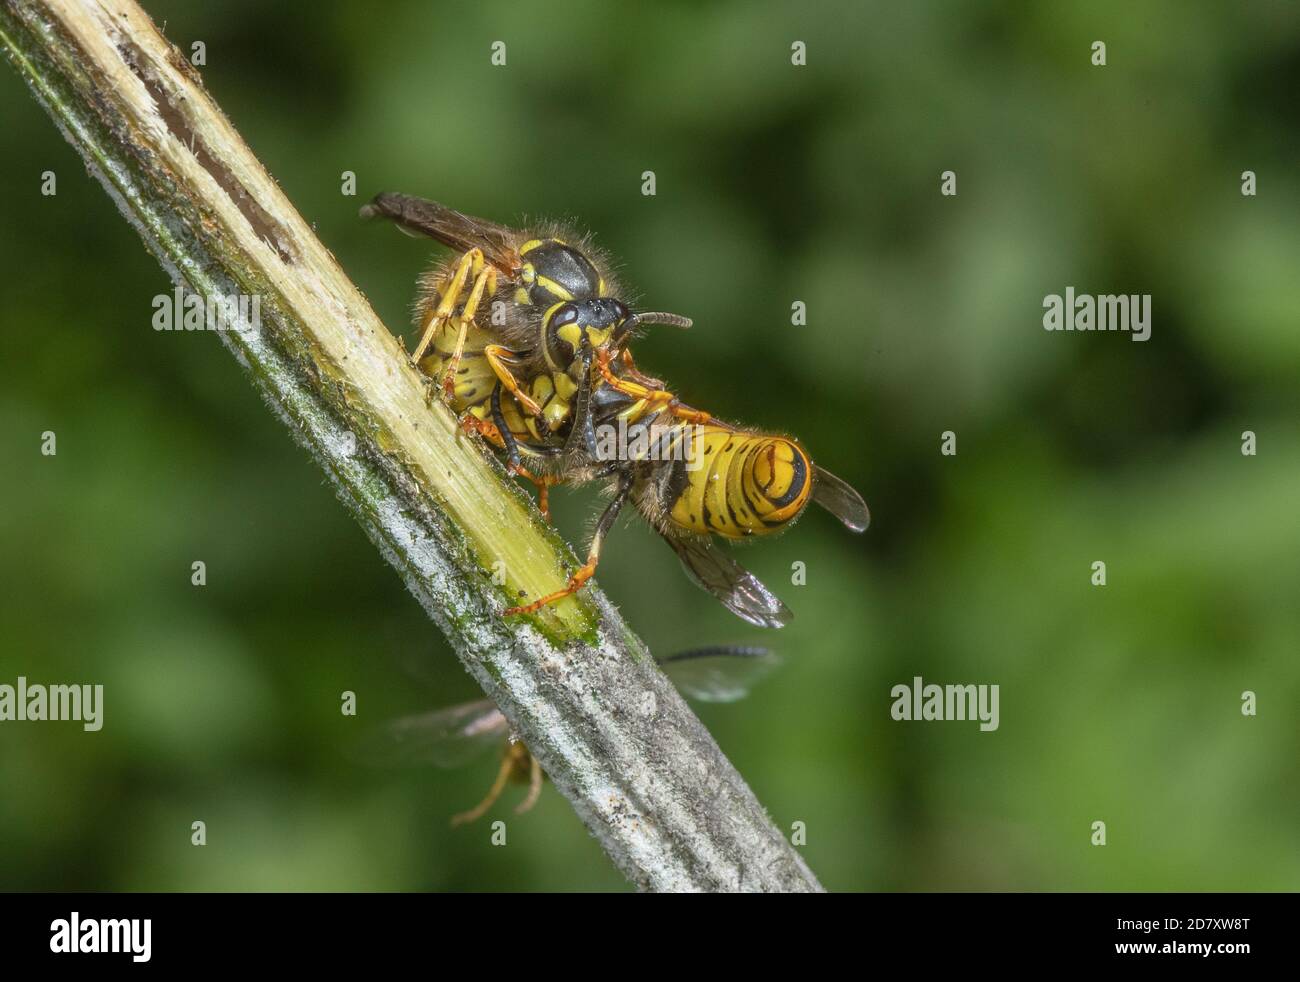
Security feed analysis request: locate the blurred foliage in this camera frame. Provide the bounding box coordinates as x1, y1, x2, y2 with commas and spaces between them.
1, 0, 1297, 892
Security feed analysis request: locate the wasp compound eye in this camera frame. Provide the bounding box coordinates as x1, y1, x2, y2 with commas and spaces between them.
547, 303, 580, 328
544, 301, 587, 367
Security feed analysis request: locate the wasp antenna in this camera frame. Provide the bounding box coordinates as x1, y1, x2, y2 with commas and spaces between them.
635, 311, 693, 329
615, 310, 692, 344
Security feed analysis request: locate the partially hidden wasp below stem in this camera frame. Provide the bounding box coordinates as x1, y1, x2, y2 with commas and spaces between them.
352, 647, 780, 825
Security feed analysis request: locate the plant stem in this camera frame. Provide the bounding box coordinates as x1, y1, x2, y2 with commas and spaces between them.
0, 0, 822, 892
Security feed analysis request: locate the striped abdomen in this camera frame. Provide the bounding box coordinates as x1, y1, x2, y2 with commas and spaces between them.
418, 321, 496, 413
667, 427, 812, 539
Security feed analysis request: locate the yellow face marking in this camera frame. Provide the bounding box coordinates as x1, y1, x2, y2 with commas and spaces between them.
556, 322, 584, 350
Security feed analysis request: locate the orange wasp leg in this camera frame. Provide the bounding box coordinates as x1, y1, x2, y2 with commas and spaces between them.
595, 348, 713, 425
512, 468, 559, 522
617, 348, 661, 389
459, 412, 560, 522
459, 412, 504, 445
502, 472, 633, 617
515, 754, 544, 815
484, 344, 546, 419
450, 751, 515, 827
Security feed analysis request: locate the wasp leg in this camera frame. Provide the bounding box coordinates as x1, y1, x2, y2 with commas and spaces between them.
459, 410, 506, 447
503, 471, 633, 616
515, 754, 544, 816
595, 346, 658, 400
492, 384, 559, 521
484, 344, 548, 424
411, 247, 486, 366
491, 383, 528, 471
617, 347, 662, 390
450, 751, 515, 827
662, 401, 714, 425
596, 348, 713, 424
440, 266, 497, 401
464, 400, 563, 519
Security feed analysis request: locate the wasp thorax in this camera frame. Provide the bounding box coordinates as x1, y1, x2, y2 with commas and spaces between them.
517, 239, 605, 306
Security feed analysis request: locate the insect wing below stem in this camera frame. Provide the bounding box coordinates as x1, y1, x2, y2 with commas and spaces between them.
658, 646, 781, 702
351, 699, 509, 769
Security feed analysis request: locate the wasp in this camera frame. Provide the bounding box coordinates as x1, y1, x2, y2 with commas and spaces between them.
360, 192, 693, 514
362, 194, 869, 627
355, 647, 778, 825
507, 347, 871, 626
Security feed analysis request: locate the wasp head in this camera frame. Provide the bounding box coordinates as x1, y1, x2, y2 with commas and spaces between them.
542, 298, 633, 372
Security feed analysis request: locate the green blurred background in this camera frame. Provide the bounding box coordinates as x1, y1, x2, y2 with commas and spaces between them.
1, 0, 1297, 891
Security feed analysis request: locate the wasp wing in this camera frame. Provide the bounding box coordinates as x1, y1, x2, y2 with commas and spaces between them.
657, 646, 780, 703
666, 534, 792, 628
360, 192, 520, 273
350, 699, 509, 769
813, 465, 870, 532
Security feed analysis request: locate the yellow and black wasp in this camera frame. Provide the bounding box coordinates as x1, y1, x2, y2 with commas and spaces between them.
360, 192, 691, 514
362, 193, 869, 627
515, 347, 871, 626
355, 646, 779, 825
